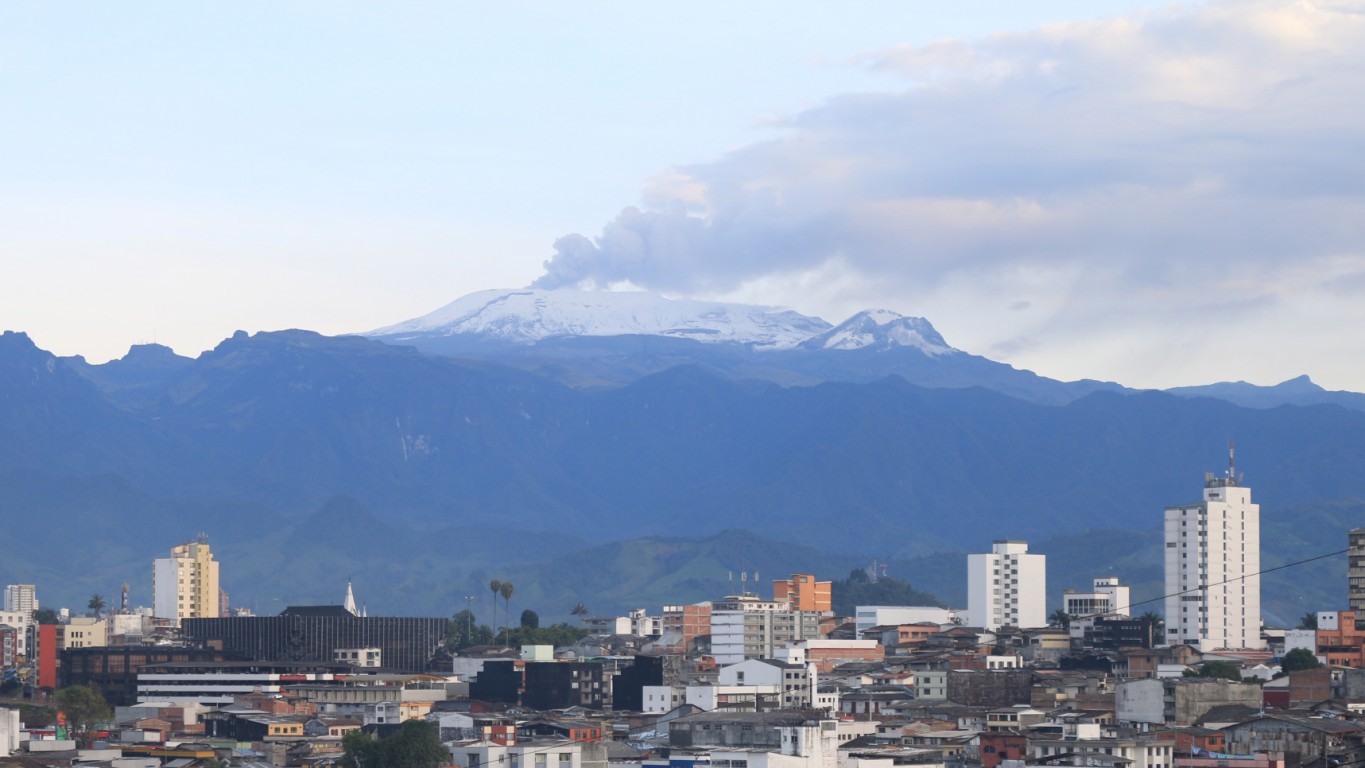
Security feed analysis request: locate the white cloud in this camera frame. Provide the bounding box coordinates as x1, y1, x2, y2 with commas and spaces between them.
534, 0, 1365, 388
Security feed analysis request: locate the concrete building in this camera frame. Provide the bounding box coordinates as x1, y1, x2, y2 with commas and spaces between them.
4, 584, 37, 613
1116, 677, 1263, 727
1350, 529, 1365, 629
153, 537, 221, 625
773, 573, 832, 613
710, 595, 821, 665
56, 617, 107, 649
0, 611, 33, 658
1064, 577, 1131, 619
853, 606, 955, 638
1163, 458, 1264, 651
661, 601, 712, 652
967, 540, 1046, 630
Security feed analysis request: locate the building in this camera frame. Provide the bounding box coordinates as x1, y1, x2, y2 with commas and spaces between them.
56, 617, 107, 649
967, 540, 1046, 630
1064, 577, 1131, 618
1163, 456, 1264, 651
153, 537, 221, 625
661, 602, 711, 651
1350, 529, 1365, 630
853, 606, 955, 638
180, 605, 446, 673
4, 585, 37, 613
0, 611, 33, 658
773, 574, 831, 613
709, 595, 822, 665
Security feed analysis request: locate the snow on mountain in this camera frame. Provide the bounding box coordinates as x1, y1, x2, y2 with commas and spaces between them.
368, 288, 833, 349
369, 288, 959, 354
802, 309, 958, 355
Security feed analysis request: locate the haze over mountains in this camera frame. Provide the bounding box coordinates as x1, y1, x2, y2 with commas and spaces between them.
2, 287, 1362, 622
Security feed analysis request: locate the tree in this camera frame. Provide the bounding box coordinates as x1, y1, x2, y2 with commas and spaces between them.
521, 609, 540, 629
1049, 609, 1072, 629
1282, 648, 1323, 673
499, 582, 515, 640
54, 685, 111, 747
32, 607, 59, 625
445, 609, 494, 651
488, 580, 502, 641
87, 594, 105, 619
570, 602, 589, 619
848, 567, 869, 583
342, 719, 445, 768
1183, 660, 1243, 681
1298, 612, 1319, 630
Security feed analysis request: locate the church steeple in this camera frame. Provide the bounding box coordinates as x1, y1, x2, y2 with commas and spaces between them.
344, 579, 358, 616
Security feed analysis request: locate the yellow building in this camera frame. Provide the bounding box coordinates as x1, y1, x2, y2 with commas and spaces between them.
153, 537, 221, 625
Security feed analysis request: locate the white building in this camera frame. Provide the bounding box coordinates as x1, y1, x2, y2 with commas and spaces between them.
1063, 577, 1131, 619
1163, 461, 1264, 651
853, 606, 956, 638
0, 611, 33, 657
967, 540, 1046, 630
710, 595, 822, 665
3, 585, 37, 613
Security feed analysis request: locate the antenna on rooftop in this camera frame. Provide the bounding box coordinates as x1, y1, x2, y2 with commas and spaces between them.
121, 583, 129, 613
1228, 438, 1236, 480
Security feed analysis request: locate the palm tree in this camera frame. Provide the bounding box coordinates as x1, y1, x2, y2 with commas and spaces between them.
87, 594, 105, 619
488, 579, 502, 642
1048, 609, 1072, 629
1298, 612, 1318, 630
1138, 611, 1164, 644
499, 582, 515, 642
571, 602, 589, 620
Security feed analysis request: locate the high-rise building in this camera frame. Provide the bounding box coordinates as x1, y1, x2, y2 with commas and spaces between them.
153, 537, 221, 625
1348, 529, 1365, 630
3, 585, 37, 613
709, 594, 822, 665
1163, 457, 1263, 650
966, 540, 1046, 630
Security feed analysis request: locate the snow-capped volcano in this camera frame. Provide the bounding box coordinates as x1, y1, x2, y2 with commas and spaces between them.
367, 288, 959, 355
368, 288, 834, 349
802, 309, 956, 355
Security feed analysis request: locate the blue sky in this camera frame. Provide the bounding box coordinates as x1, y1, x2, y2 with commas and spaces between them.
6, 1, 1365, 390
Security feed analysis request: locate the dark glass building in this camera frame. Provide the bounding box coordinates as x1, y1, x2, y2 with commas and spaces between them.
181, 606, 446, 673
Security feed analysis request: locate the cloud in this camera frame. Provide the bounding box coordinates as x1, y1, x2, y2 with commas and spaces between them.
533, 1, 1365, 386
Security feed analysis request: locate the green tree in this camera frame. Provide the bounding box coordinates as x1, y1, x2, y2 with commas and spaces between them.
520, 609, 539, 629
444, 610, 495, 651
570, 602, 589, 619
1183, 660, 1243, 681
87, 594, 106, 619
1297, 612, 1319, 630
848, 567, 869, 583
32, 607, 59, 625
1049, 609, 1072, 629
343, 720, 446, 768
54, 685, 111, 747
1282, 648, 1323, 673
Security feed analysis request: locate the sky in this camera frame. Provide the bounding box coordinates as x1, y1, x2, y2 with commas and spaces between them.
4, 1, 1365, 390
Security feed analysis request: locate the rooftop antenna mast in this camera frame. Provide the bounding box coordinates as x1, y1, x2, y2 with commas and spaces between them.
1228, 438, 1238, 485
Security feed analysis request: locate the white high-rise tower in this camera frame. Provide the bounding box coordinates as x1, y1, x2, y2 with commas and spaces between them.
967, 540, 1046, 630
1163, 445, 1263, 650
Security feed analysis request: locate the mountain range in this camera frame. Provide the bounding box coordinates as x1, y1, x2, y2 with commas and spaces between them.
2, 287, 1362, 623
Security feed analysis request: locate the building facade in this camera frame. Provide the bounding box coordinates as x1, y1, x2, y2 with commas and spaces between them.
1350, 529, 1365, 630
1064, 577, 1131, 618
3, 585, 37, 613
153, 537, 221, 625
967, 540, 1046, 630
773, 573, 832, 613
1163, 466, 1264, 651
709, 595, 822, 665
181, 606, 446, 673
